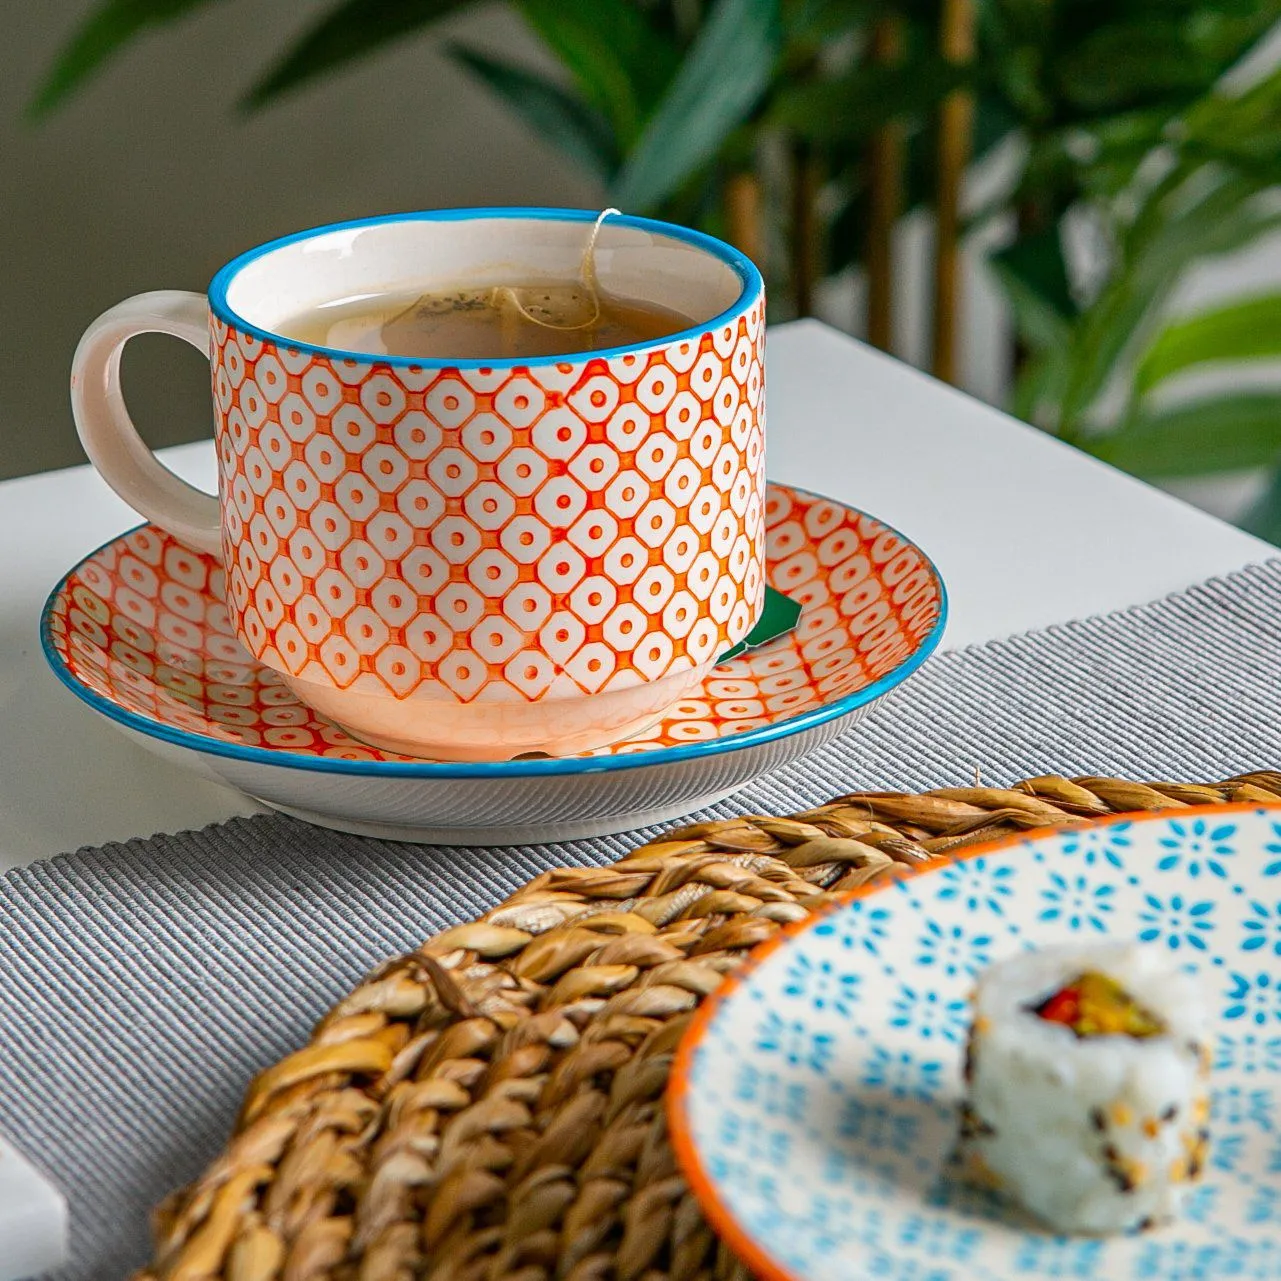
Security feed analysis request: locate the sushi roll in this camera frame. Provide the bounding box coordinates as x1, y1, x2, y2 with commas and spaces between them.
960, 942, 1210, 1234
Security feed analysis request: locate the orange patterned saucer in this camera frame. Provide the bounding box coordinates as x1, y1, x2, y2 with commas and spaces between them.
41, 484, 946, 844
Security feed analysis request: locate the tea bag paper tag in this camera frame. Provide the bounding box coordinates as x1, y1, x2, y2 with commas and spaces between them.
716, 586, 802, 664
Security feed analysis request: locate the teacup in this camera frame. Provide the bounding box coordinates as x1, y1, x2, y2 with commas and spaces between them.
71, 209, 767, 760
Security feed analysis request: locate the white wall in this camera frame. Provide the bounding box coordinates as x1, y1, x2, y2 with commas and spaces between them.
2, 0, 594, 480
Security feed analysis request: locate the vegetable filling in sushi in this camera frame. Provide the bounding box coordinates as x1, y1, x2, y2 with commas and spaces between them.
1032, 971, 1164, 1040
959, 943, 1210, 1235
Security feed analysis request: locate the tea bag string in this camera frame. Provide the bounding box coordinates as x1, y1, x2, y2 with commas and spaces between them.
493, 207, 621, 332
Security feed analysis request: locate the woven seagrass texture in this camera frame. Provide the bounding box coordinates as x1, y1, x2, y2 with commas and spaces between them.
138, 772, 1281, 1281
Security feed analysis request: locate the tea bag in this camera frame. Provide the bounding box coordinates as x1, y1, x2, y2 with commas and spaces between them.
378, 208, 624, 357
375, 288, 497, 357
492, 207, 621, 344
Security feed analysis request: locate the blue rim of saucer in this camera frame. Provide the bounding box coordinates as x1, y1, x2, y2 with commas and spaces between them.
208, 207, 764, 371
39, 488, 948, 780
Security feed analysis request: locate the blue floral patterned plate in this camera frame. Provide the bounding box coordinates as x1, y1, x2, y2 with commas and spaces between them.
668, 805, 1281, 1281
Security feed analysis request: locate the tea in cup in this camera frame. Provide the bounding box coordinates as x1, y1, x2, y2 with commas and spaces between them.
71, 208, 766, 761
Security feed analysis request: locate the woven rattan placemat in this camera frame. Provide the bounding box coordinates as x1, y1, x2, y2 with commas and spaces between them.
135, 773, 1281, 1281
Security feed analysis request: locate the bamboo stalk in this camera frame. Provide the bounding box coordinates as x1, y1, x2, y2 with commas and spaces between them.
790, 139, 821, 317
931, 0, 977, 384
866, 15, 905, 352
724, 171, 765, 268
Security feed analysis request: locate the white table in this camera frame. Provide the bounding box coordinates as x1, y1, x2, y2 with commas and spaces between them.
1, 320, 1271, 871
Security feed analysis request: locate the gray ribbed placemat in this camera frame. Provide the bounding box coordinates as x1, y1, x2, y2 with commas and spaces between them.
6, 560, 1281, 1279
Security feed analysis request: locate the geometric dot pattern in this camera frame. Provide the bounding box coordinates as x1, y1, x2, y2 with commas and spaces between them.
46, 485, 944, 762
211, 301, 767, 702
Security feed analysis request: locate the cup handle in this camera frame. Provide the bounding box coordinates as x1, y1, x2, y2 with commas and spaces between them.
71, 290, 222, 558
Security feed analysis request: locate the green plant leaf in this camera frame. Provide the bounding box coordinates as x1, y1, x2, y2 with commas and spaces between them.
769, 55, 972, 144
1057, 174, 1281, 436
516, 0, 678, 147
973, 89, 1022, 165
29, 0, 223, 117
1046, 3, 1274, 120
1180, 63, 1281, 183
609, 0, 781, 213
1135, 294, 1281, 398
782, 0, 872, 43
990, 225, 1076, 352
243, 0, 478, 109
1239, 464, 1281, 547
447, 44, 618, 183
1011, 345, 1073, 433
1052, 21, 1225, 114
1038, 110, 1169, 201
1087, 393, 1281, 478
1187, 58, 1281, 152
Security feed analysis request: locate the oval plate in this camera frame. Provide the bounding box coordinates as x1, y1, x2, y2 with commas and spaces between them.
670, 805, 1281, 1281
41, 483, 945, 843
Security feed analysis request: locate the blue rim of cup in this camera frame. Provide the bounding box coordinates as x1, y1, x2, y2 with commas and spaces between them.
207, 207, 765, 370
39, 490, 949, 780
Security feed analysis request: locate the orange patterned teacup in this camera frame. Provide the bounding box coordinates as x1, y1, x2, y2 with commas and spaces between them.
71, 209, 767, 760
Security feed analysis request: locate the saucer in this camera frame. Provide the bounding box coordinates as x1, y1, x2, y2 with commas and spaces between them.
41, 483, 946, 844
669, 806, 1281, 1281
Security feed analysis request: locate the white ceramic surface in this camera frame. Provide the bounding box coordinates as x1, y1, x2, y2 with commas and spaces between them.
0, 1133, 66, 1281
